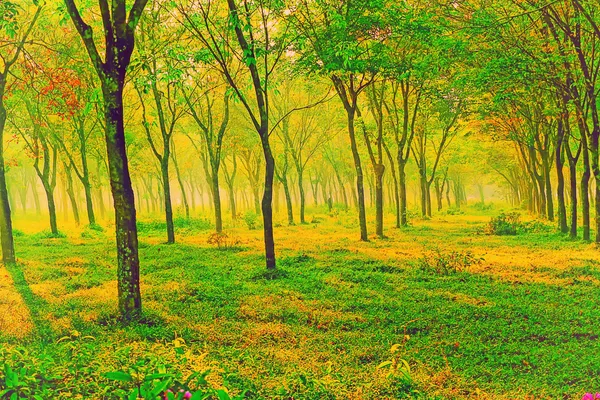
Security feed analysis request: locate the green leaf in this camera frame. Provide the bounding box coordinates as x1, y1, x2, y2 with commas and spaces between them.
144, 373, 173, 381
103, 371, 133, 382
216, 389, 231, 400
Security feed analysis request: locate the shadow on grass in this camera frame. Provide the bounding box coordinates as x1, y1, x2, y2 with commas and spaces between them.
6, 262, 55, 342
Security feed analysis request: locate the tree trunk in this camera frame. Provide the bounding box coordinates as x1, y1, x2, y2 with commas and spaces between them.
226, 181, 236, 220
260, 133, 276, 270
419, 171, 427, 217
582, 138, 591, 241
102, 82, 141, 320
445, 178, 451, 209
435, 178, 443, 212
425, 181, 433, 218
398, 161, 408, 226
282, 177, 294, 225
161, 157, 175, 243
253, 186, 260, 215
65, 164, 80, 225
348, 112, 368, 241
556, 121, 568, 233
0, 92, 15, 263
42, 181, 58, 235
374, 164, 384, 237
211, 165, 223, 232
567, 161, 577, 238
333, 170, 348, 210
298, 169, 306, 224
542, 154, 554, 222
171, 149, 190, 219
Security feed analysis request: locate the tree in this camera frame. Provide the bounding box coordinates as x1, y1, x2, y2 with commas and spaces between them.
0, 1, 42, 263
291, 0, 388, 241
181, 73, 230, 233
180, 0, 297, 269
64, 0, 149, 320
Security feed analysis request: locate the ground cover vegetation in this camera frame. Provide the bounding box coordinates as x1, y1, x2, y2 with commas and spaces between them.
1, 0, 600, 398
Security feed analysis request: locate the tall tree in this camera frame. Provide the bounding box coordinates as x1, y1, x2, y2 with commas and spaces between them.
64, 0, 148, 320
0, 1, 42, 262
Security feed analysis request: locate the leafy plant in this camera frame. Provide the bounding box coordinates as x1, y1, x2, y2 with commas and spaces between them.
484, 212, 521, 235
378, 342, 412, 380
32, 230, 67, 239
207, 232, 241, 250
418, 249, 483, 275
242, 211, 258, 230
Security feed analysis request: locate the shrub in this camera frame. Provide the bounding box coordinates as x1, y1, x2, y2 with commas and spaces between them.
444, 207, 464, 216
484, 212, 521, 235
243, 211, 259, 230
32, 230, 67, 239
472, 201, 493, 211
418, 248, 482, 275
137, 218, 211, 235
207, 232, 241, 250
81, 224, 105, 239
521, 219, 553, 234
12, 229, 25, 237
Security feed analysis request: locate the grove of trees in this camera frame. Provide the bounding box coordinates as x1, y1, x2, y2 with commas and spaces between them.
1, 0, 599, 319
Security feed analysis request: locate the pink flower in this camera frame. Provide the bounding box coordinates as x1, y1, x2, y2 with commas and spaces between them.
184, 392, 192, 400
595, 394, 600, 400
583, 394, 597, 400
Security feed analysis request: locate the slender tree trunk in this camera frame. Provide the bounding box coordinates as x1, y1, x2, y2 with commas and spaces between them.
334, 170, 349, 210
435, 178, 443, 212
375, 164, 384, 237
298, 170, 306, 224
211, 166, 223, 232
161, 157, 175, 243
348, 112, 368, 241
78, 139, 96, 225
253, 186, 260, 214
31, 175, 41, 215
226, 182, 236, 219
398, 161, 408, 226
582, 138, 591, 241
567, 161, 577, 238
65, 164, 80, 225
0, 92, 15, 263
260, 133, 276, 270
556, 122, 568, 233
445, 178, 451, 209
542, 154, 554, 222
420, 171, 427, 217
171, 151, 190, 219
282, 177, 294, 225
82, 179, 95, 225
42, 182, 58, 235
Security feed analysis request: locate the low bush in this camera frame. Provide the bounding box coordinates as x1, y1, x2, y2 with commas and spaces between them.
81, 224, 105, 239
242, 211, 259, 230
472, 201, 493, 211
444, 207, 464, 216
207, 232, 242, 250
418, 248, 483, 275
32, 230, 67, 239
484, 212, 521, 235
137, 218, 211, 235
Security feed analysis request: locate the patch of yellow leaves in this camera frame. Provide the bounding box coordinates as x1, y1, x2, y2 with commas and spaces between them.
0, 266, 33, 338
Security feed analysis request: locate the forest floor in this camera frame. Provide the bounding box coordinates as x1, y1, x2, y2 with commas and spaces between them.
1, 206, 600, 399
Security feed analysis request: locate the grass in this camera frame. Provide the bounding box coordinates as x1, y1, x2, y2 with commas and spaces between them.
1, 206, 599, 399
